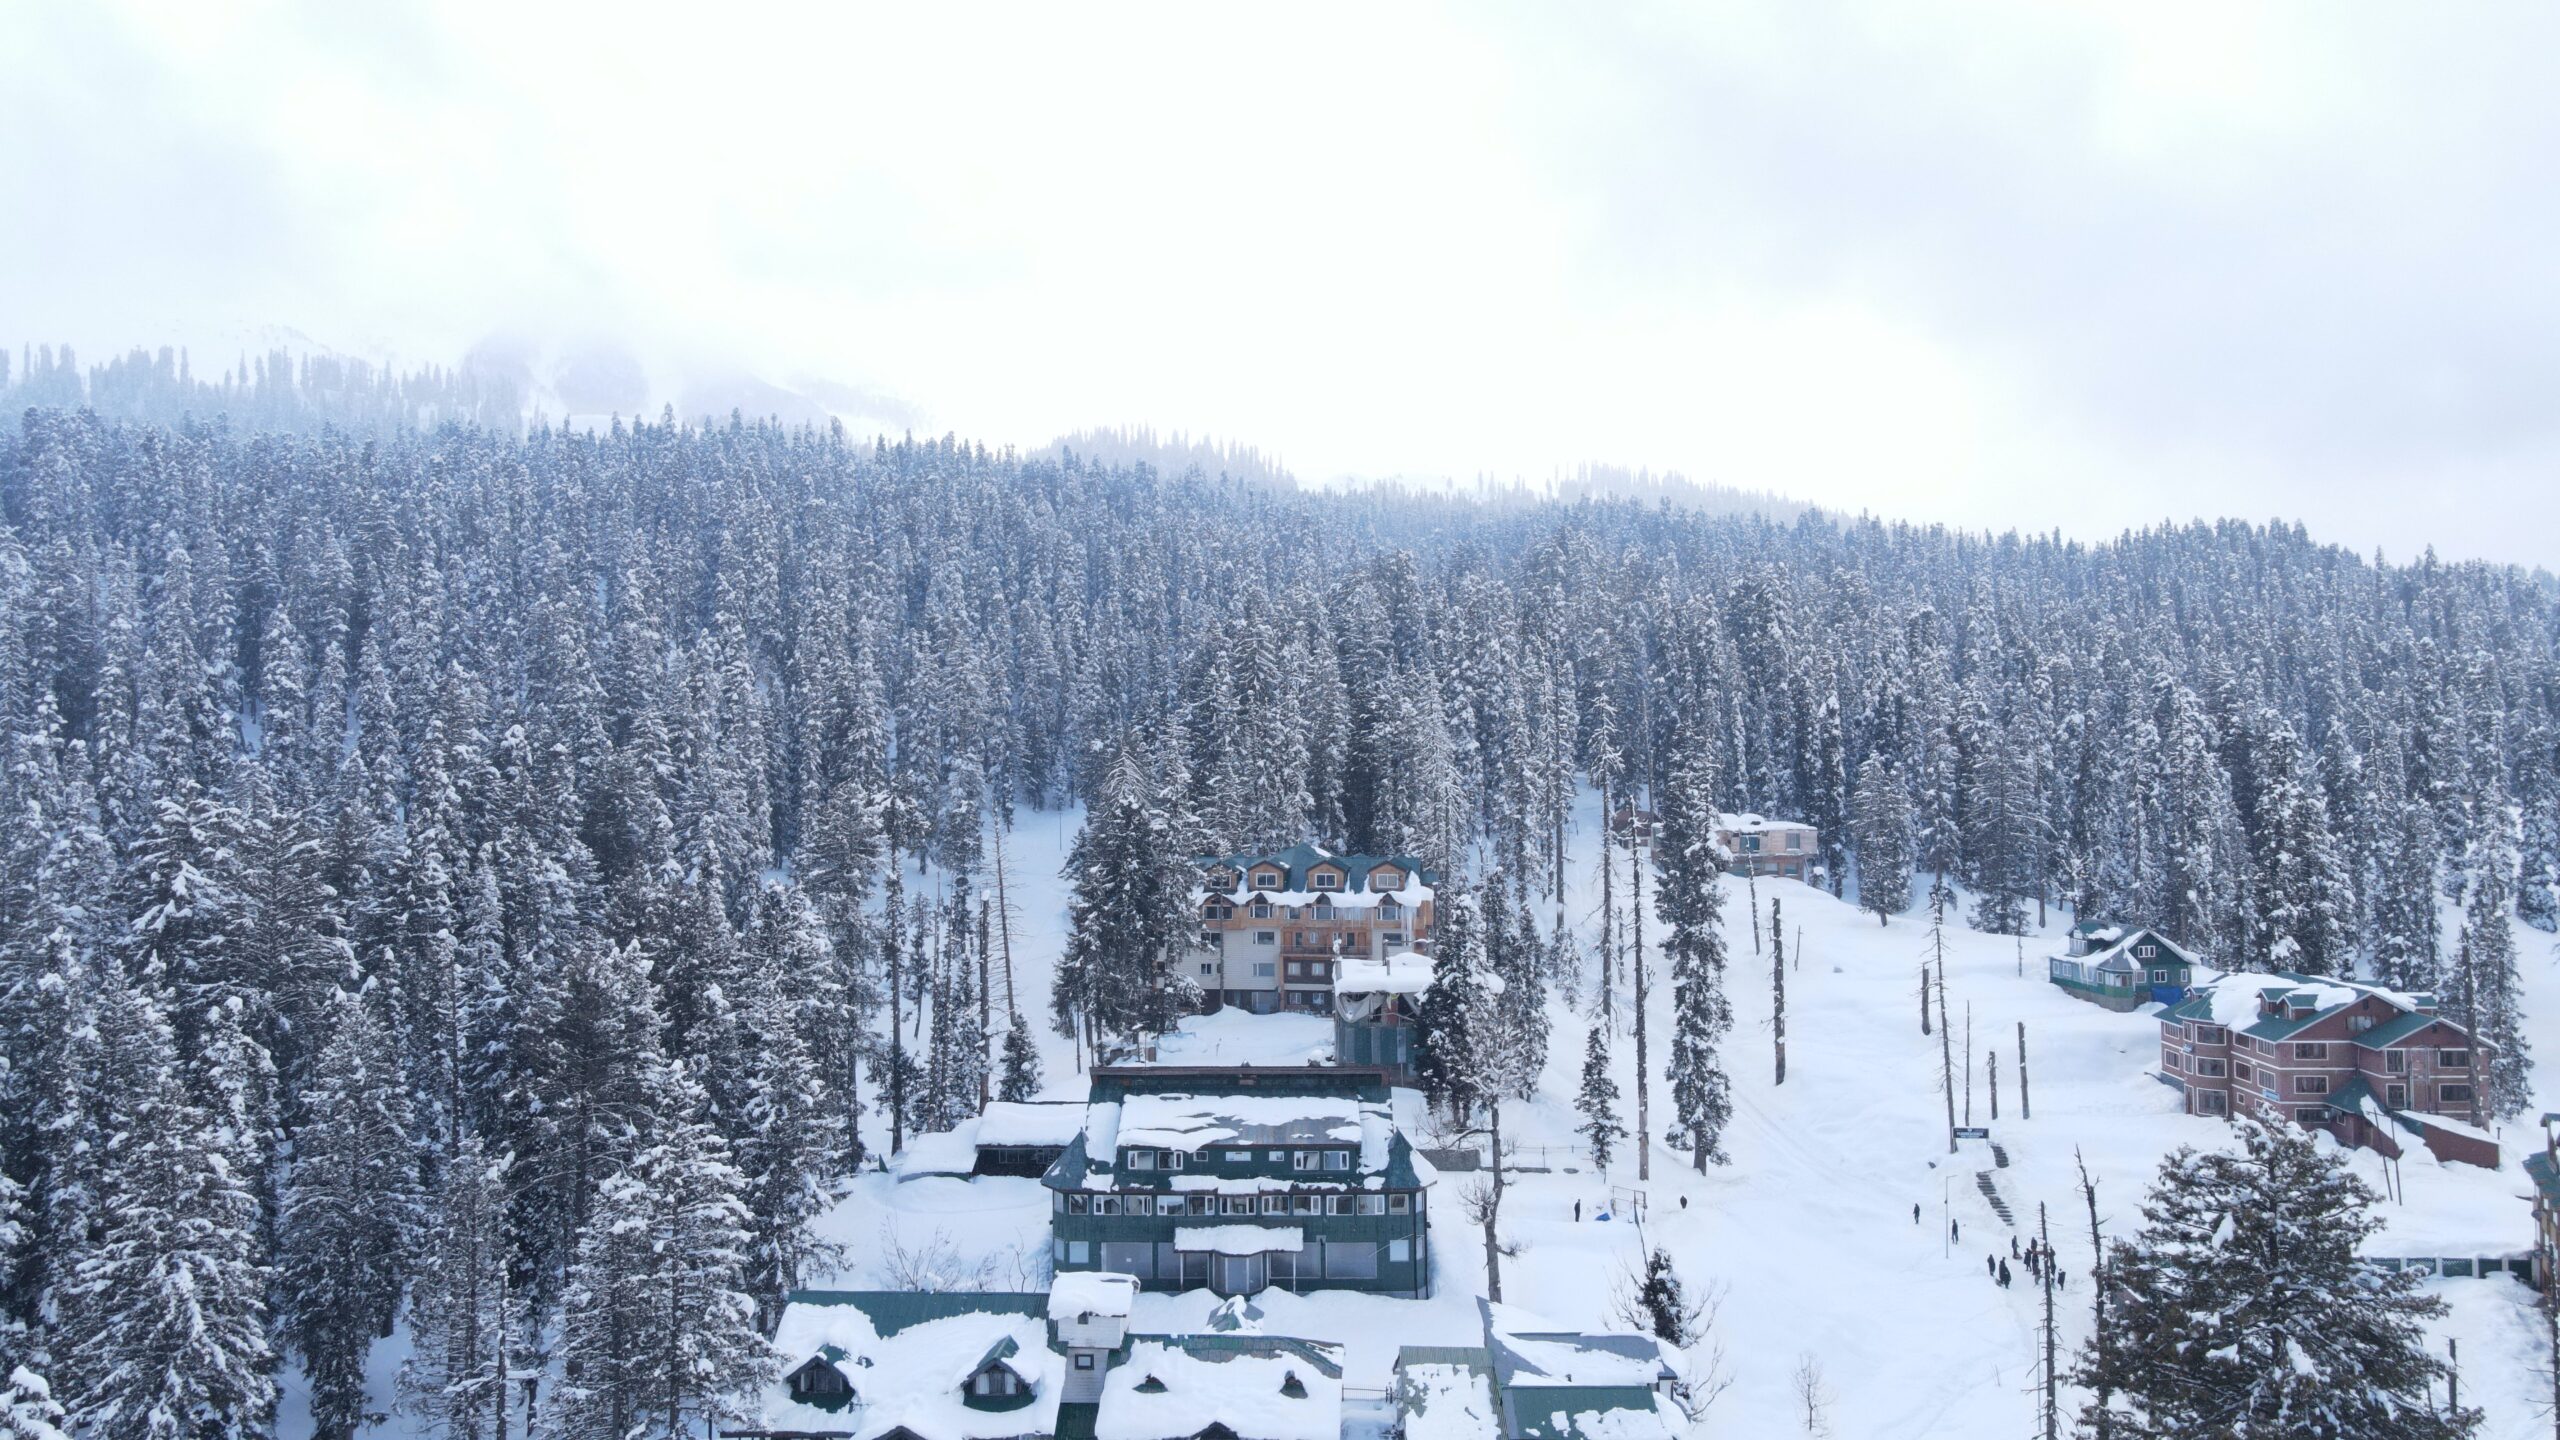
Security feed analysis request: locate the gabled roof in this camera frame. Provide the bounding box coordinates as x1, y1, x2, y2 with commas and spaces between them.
2525, 1150, 2560, 1206
2069, 926, 2199, 974
1095, 1335, 1344, 1440
2353, 1010, 2447, 1050
1198, 845, 1439, 893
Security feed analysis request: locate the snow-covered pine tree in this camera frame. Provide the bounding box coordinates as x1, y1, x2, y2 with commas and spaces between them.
399, 1136, 513, 1440
999, 1012, 1043, 1102
1411, 887, 1487, 1118
56, 970, 277, 1440
550, 1057, 770, 1440
277, 988, 421, 1440
2074, 1119, 2476, 1439
1050, 744, 1200, 1058
1575, 1022, 1623, 1171
2452, 835, 2531, 1122
1850, 753, 1912, 925
1655, 722, 1735, 1169
0, 1162, 65, 1440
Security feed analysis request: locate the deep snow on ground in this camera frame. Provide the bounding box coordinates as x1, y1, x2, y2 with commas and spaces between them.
300, 786, 2560, 1437
820, 786, 2560, 1438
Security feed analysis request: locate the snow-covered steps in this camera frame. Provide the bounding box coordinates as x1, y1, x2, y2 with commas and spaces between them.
1989, 1143, 2011, 1169
1974, 1171, 2016, 1226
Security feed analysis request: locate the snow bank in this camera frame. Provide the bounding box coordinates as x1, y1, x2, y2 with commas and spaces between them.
1176, 1224, 1306, 1254
1097, 1340, 1341, 1440
1116, 1094, 1366, 1151
978, 1101, 1084, 1148
1336, 952, 1436, 996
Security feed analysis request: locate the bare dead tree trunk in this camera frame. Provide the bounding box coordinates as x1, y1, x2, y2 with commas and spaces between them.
2039, 1202, 2059, 1440
2018, 1021, 2031, 1119
1633, 835, 1650, 1183
1989, 1049, 1999, 1121
1937, 961, 1955, 1155
2079, 1150, 2112, 1440
1771, 898, 1787, 1085
993, 822, 1019, 1019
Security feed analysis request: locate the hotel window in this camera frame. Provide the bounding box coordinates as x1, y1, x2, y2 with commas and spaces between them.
1128, 1150, 1155, 1171
1327, 1195, 1353, 1215
1252, 870, 1282, 890
1130, 1196, 1156, 1216
1388, 1193, 1411, 1213
1358, 1195, 1386, 1215
1262, 1196, 1288, 1215
2150, 970, 2168, 984
1224, 1150, 1252, 1163
2439, 1083, 2474, 1104
1325, 1150, 1352, 1171
2293, 1107, 2328, 1124
2439, 1048, 2472, 1069
2293, 1043, 2328, 1061
1293, 1151, 1318, 1171
1253, 930, 1276, 945
1786, 833, 1802, 851
1201, 962, 1217, 976
2164, 1052, 2183, 1072
1092, 1196, 1119, 1215
2346, 1014, 2373, 1035
2195, 1025, 2226, 1045
2292, 1075, 2329, 1095
1383, 932, 1405, 946
1294, 1194, 1320, 1215
1168, 1150, 1187, 1169
2385, 1050, 2407, 1074
1224, 1197, 1254, 1216
1254, 962, 1275, 978
1252, 902, 1272, 918
2197, 1059, 2226, 1078
1068, 1195, 1089, 1214
2386, 1084, 2408, 1107
1313, 872, 1343, 891
2233, 1062, 2251, 1081
1389, 1238, 1412, 1263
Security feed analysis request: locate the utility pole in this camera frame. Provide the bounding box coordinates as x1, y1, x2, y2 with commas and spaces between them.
2039, 1202, 2059, 1440
1772, 897, 1787, 1085
2019, 1021, 2031, 1120
1989, 1049, 2000, 1121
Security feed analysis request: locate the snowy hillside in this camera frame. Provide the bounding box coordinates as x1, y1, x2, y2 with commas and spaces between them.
815, 790, 2560, 1438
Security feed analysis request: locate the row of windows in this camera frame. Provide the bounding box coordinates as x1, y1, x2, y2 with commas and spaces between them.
1059, 1190, 1410, 1217
1123, 1147, 1356, 1172
1198, 929, 1410, 949
1056, 1235, 1411, 1276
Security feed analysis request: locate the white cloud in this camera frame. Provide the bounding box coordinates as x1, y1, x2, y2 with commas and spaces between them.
2, 0, 2552, 565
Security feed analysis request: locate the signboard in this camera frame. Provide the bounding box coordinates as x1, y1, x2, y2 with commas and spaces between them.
1952, 1126, 1990, 1140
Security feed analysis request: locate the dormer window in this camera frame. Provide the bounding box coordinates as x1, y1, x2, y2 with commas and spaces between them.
789, 1358, 853, 1402
1311, 870, 1343, 892
1324, 1150, 1352, 1171
1251, 869, 1283, 891
1281, 1372, 1308, 1399
1371, 867, 1403, 890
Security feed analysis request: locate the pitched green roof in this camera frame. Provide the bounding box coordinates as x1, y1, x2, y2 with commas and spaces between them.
1198, 844, 1439, 892
2525, 1151, 2560, 1206
781, 1290, 1047, 1335
2352, 1011, 2442, 1049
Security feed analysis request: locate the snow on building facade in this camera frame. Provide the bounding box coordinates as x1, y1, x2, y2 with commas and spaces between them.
2158, 972, 2499, 1168
1712, 813, 1818, 882
2046, 924, 2199, 1012
1189, 845, 1439, 1015
1332, 951, 1434, 1082
1043, 1065, 1434, 1298
1390, 1301, 1691, 1440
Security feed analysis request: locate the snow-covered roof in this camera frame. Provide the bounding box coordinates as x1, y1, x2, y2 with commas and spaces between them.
1483, 1301, 1679, 1388
1116, 1093, 1366, 1151
1394, 1352, 1497, 1440
978, 1102, 1085, 1148
1096, 1338, 1344, 1440
1175, 1224, 1306, 1255
1048, 1271, 1139, 1322
1335, 951, 1435, 997
763, 1294, 1059, 1440
892, 1124, 984, 1180
1713, 812, 1811, 835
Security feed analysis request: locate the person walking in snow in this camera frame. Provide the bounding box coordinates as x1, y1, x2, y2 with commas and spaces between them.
1998, 1259, 2012, 1288
1986, 1255, 1997, 1280
1574, 1200, 1582, 1222
1951, 1219, 1961, 1244
1913, 1203, 1922, 1224
2011, 1237, 2020, 1259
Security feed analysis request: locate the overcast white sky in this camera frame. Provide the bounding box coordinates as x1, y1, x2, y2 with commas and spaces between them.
5, 2, 2556, 566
